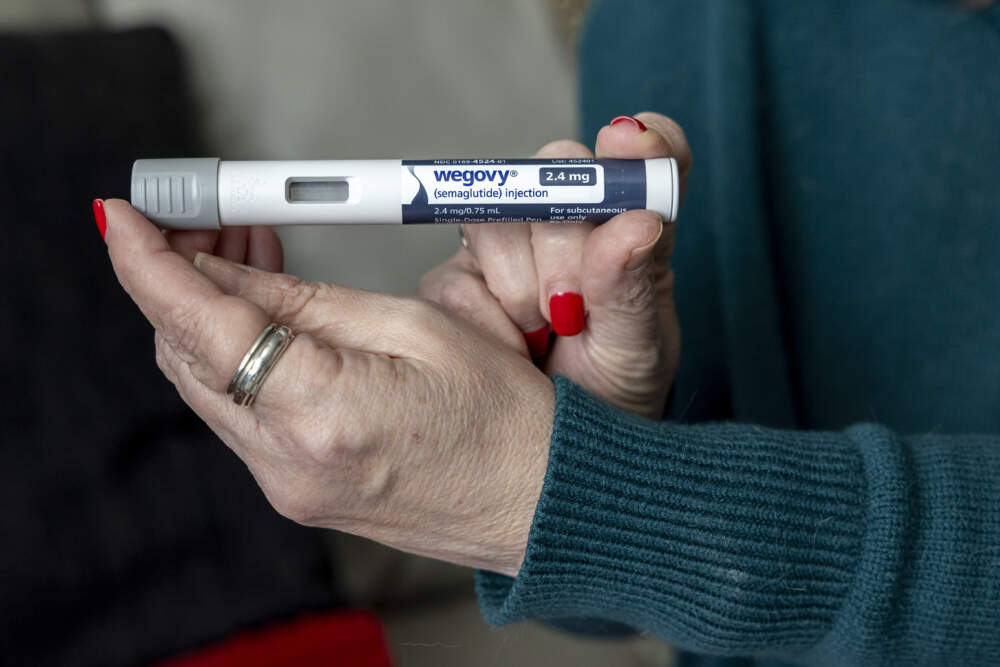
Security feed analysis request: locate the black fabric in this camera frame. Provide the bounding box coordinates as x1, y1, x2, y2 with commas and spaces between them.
0, 27, 340, 666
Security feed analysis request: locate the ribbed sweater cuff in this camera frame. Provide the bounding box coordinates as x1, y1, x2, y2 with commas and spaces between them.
476, 377, 866, 654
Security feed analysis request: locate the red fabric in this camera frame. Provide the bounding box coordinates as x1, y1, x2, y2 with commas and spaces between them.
157, 609, 392, 667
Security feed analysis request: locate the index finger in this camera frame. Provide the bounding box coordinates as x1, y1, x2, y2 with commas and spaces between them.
594, 112, 692, 196
104, 198, 270, 393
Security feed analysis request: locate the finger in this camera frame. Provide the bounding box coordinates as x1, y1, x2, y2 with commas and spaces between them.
152, 283, 356, 447
529, 139, 595, 337
105, 198, 271, 394
247, 226, 284, 273
418, 257, 528, 354
595, 112, 692, 196
110, 201, 372, 470
581, 209, 674, 344
191, 250, 424, 358
215, 226, 251, 263
459, 221, 549, 356
166, 229, 222, 262
154, 330, 245, 439
587, 112, 687, 337
583, 113, 686, 393
577, 208, 679, 418
155, 330, 278, 470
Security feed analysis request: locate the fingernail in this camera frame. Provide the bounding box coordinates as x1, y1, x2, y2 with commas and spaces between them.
549, 292, 585, 336
524, 324, 552, 358
625, 218, 664, 271
92, 199, 107, 241
610, 115, 647, 132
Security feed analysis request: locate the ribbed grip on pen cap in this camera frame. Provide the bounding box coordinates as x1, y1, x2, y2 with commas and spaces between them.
131, 158, 221, 229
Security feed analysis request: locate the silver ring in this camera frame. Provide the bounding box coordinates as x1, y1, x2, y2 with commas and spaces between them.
226, 324, 295, 407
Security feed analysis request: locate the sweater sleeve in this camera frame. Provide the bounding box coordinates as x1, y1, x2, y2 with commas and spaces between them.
476, 377, 1000, 665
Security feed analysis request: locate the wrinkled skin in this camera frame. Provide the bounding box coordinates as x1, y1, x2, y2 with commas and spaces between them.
103, 111, 690, 576
419, 112, 690, 417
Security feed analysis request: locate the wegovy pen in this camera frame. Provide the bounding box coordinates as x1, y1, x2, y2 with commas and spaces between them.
130, 157, 678, 229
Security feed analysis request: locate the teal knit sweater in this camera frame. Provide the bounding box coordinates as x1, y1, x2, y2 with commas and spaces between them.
475, 1, 1000, 665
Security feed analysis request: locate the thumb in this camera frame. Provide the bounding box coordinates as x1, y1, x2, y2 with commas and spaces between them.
580, 209, 672, 348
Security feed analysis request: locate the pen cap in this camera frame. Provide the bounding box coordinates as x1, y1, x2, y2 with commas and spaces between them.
131, 158, 221, 229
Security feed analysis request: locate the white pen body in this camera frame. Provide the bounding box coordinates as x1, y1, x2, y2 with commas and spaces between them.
219, 160, 402, 226
131, 157, 678, 229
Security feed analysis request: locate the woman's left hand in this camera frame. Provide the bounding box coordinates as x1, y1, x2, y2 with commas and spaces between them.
104, 200, 554, 577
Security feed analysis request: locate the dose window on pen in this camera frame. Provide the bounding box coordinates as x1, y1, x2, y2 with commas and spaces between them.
286, 178, 350, 202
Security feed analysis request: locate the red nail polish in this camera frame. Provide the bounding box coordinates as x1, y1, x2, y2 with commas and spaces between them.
92, 199, 107, 241
610, 115, 647, 132
524, 324, 552, 358
549, 292, 585, 336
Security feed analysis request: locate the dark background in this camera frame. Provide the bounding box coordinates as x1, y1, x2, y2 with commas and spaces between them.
0, 28, 340, 666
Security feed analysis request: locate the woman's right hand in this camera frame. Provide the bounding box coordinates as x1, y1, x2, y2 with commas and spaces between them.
418, 112, 691, 418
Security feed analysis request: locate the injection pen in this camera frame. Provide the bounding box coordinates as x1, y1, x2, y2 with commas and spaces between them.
130, 157, 678, 229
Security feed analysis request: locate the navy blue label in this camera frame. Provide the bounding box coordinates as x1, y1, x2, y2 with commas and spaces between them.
400, 159, 645, 224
